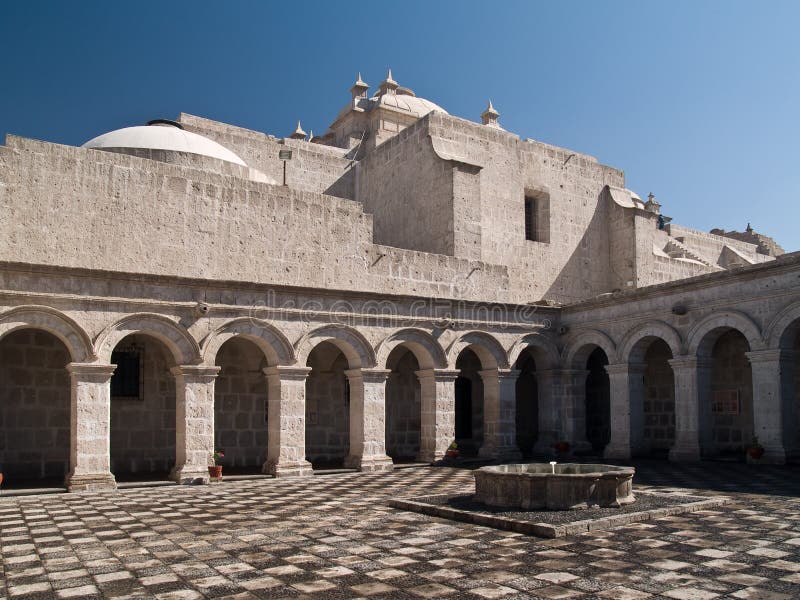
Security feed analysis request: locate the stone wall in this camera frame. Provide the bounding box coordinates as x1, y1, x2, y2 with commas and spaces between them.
179, 113, 356, 200
109, 335, 176, 476
0, 330, 70, 481
305, 343, 349, 465
710, 330, 754, 455
642, 339, 675, 454
385, 349, 421, 460
214, 338, 268, 469
514, 352, 538, 456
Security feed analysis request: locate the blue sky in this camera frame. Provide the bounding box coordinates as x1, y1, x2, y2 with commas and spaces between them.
1, 1, 797, 250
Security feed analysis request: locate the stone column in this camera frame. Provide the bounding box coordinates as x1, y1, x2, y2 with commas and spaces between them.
560, 369, 592, 453
478, 369, 522, 461
65, 363, 117, 492
532, 369, 560, 455
668, 357, 711, 462
344, 368, 394, 472
416, 369, 459, 462
262, 366, 313, 477
746, 349, 795, 464
603, 363, 646, 460
170, 365, 220, 484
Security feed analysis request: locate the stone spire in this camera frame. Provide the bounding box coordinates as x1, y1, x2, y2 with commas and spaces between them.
480, 99, 501, 128
378, 68, 399, 96
289, 120, 307, 140
350, 72, 369, 99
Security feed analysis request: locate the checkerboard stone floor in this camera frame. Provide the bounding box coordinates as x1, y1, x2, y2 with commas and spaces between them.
2, 461, 800, 599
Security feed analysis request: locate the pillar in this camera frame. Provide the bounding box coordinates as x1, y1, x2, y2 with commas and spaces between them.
415, 369, 459, 462
65, 363, 117, 492
263, 366, 313, 477
478, 369, 522, 461
344, 368, 394, 472
668, 357, 711, 462
746, 349, 795, 464
170, 365, 220, 484
603, 363, 646, 460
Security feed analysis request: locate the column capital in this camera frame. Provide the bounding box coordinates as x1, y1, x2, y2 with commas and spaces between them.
263, 365, 312, 381
745, 349, 787, 364
668, 356, 713, 370
604, 362, 646, 376
345, 368, 391, 383
478, 368, 520, 381
415, 368, 460, 382
170, 365, 221, 381
66, 362, 116, 379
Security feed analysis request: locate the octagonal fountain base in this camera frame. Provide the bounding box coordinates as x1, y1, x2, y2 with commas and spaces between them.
474, 463, 635, 511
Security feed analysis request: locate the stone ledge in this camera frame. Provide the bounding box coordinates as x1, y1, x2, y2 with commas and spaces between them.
388, 491, 732, 538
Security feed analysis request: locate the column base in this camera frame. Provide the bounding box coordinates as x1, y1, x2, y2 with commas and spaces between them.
669, 443, 701, 462
65, 472, 117, 492
170, 465, 210, 485
263, 459, 314, 477
747, 446, 787, 465
416, 450, 445, 464
603, 444, 632, 461
344, 454, 394, 472
478, 445, 523, 462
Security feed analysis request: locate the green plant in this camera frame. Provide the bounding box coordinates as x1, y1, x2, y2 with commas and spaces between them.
211, 449, 225, 466
448, 441, 458, 451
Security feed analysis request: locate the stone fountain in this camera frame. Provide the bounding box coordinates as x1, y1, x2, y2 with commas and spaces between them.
474, 462, 635, 511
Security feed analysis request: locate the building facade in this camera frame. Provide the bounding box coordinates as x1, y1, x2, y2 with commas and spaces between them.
0, 71, 797, 491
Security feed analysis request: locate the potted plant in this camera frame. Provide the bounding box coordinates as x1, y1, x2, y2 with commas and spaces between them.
209, 449, 224, 479
553, 441, 570, 455
746, 437, 765, 460
445, 441, 460, 459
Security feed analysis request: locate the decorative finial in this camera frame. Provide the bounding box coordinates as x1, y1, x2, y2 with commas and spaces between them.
379, 68, 399, 95
481, 99, 501, 127
645, 192, 661, 214
351, 72, 369, 99
290, 120, 307, 140
746, 222, 753, 233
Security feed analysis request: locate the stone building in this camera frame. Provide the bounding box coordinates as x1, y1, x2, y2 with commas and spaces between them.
0, 71, 797, 491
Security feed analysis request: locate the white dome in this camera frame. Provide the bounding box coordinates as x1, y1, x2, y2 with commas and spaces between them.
82, 125, 247, 167
374, 93, 447, 118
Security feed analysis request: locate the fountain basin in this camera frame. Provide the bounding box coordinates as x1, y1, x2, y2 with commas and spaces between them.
474, 463, 635, 511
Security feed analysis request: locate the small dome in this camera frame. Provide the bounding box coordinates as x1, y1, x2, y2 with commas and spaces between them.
82, 123, 247, 167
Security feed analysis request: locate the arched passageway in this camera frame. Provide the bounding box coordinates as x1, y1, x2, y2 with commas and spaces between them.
514, 350, 538, 457
109, 334, 176, 480
305, 341, 350, 468
214, 337, 268, 472
585, 347, 610, 453
0, 329, 71, 486
700, 329, 754, 459
385, 346, 421, 462
641, 339, 675, 457
455, 348, 484, 456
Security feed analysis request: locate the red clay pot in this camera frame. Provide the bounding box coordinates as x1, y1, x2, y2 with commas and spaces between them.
445, 450, 460, 459
0, 472, 3, 487
208, 466, 223, 479
748, 447, 765, 460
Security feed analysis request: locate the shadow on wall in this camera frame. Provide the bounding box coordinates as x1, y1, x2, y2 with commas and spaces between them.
542, 191, 614, 303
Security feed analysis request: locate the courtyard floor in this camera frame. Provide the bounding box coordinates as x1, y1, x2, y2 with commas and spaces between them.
1, 461, 800, 599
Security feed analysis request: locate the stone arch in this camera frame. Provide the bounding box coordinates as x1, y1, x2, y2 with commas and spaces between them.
765, 300, 800, 350
446, 331, 509, 370
619, 320, 683, 363
687, 310, 763, 357
295, 325, 376, 369
562, 329, 617, 369
201, 317, 295, 367
376, 328, 447, 371
95, 313, 201, 365
508, 333, 560, 370
0, 305, 95, 362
